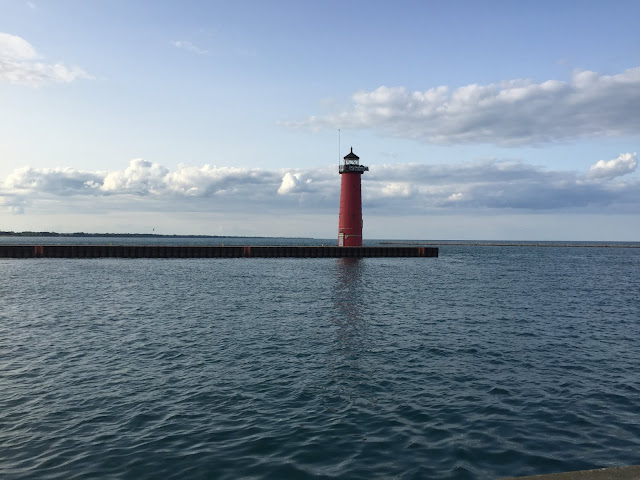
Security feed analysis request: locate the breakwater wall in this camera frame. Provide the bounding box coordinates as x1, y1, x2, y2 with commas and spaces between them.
0, 245, 438, 258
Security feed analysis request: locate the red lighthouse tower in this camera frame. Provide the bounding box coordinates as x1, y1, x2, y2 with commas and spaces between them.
338, 147, 368, 246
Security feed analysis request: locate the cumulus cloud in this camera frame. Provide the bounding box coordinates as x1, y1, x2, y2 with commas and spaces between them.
364, 152, 640, 212
277, 172, 302, 194
294, 67, 640, 146
277, 172, 318, 195
586, 152, 637, 180
379, 182, 412, 198
172, 40, 208, 55
4, 159, 285, 200
1, 155, 638, 216
0, 32, 37, 60
102, 159, 169, 194
4, 166, 104, 195
0, 32, 91, 86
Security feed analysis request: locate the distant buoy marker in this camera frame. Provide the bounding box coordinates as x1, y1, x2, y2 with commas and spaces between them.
337, 147, 368, 246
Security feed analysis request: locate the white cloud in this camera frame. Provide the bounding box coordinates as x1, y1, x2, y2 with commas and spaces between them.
102, 158, 169, 194
1, 155, 638, 217
0, 32, 37, 60
4, 166, 104, 194
294, 67, 640, 146
0, 32, 91, 86
4, 159, 285, 201
379, 182, 412, 198
277, 172, 302, 195
277, 171, 319, 195
586, 152, 638, 180
172, 40, 208, 55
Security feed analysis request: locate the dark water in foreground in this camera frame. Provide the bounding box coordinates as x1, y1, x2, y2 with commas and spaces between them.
1, 239, 639, 479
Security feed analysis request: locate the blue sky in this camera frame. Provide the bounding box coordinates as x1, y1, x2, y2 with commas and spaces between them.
1, 0, 639, 240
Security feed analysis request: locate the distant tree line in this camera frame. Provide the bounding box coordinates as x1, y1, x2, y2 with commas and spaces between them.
0, 230, 224, 238
0, 231, 308, 239
0, 231, 219, 238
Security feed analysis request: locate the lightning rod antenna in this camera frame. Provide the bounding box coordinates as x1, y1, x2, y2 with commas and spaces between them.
338, 128, 341, 167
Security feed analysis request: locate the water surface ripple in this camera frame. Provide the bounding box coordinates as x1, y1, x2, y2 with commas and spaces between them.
1, 243, 639, 479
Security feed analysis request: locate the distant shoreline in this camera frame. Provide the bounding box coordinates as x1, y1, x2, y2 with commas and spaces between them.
0, 231, 311, 239
381, 242, 640, 248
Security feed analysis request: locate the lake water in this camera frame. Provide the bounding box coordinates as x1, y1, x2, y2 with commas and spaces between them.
1, 238, 639, 479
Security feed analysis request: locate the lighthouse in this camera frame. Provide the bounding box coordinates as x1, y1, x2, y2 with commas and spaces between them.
338, 147, 368, 246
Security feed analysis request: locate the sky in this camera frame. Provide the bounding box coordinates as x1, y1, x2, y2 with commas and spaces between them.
1, 0, 639, 240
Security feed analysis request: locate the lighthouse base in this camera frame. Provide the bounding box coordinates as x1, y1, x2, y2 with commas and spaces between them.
338, 233, 363, 247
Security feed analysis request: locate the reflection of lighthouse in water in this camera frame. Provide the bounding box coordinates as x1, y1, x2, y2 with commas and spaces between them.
338, 147, 368, 247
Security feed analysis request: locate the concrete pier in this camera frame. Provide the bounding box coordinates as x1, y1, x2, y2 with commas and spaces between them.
0, 245, 438, 258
